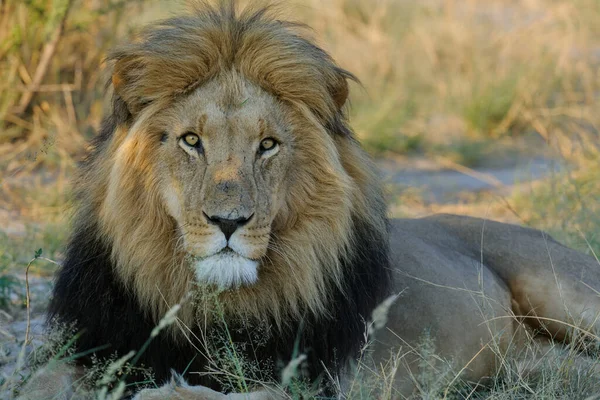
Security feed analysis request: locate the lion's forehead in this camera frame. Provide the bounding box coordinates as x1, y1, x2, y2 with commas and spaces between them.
165, 78, 284, 143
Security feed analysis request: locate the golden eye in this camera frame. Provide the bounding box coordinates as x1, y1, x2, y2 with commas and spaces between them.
182, 132, 200, 147
259, 138, 278, 153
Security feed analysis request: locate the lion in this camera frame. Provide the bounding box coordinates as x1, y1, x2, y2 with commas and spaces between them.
17, 2, 600, 399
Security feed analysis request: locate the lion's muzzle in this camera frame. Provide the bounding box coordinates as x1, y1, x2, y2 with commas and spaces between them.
192, 248, 259, 289
204, 212, 254, 241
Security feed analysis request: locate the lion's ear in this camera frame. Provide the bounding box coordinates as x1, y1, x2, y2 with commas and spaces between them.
331, 73, 349, 110
111, 70, 125, 98
111, 56, 148, 115
329, 68, 355, 111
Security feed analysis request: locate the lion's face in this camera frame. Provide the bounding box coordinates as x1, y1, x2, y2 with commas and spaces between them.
99, 68, 363, 323
92, 6, 387, 325
156, 78, 292, 289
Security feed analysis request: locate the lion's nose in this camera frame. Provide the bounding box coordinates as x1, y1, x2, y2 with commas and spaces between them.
204, 213, 253, 241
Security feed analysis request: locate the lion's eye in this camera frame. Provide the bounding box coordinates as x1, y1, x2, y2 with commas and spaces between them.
259, 138, 278, 154
182, 132, 200, 148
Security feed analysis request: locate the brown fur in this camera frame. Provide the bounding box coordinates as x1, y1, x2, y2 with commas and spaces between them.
110, 2, 351, 122
76, 2, 385, 330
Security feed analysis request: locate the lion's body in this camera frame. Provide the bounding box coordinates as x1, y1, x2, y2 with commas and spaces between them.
382, 215, 600, 395
17, 3, 600, 400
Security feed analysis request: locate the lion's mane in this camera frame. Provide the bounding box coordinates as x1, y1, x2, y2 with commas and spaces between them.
49, 2, 391, 391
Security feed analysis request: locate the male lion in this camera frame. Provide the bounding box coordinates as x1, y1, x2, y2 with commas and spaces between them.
19, 2, 600, 400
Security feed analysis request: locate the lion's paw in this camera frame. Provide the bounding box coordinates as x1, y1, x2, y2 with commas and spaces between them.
132, 375, 280, 400
133, 384, 226, 400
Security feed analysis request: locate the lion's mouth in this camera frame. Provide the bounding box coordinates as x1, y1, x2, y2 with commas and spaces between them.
219, 247, 237, 256
192, 248, 259, 290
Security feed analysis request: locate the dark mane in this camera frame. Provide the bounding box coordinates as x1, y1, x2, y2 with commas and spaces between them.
49, 212, 390, 394
48, 1, 391, 396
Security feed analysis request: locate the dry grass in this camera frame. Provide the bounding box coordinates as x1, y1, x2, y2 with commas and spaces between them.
0, 0, 170, 216
297, 0, 600, 158
4, 0, 600, 169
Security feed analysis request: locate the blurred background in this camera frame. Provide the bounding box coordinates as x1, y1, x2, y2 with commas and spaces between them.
1, 0, 600, 381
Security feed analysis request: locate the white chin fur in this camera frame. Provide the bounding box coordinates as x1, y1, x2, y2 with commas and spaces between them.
193, 252, 258, 289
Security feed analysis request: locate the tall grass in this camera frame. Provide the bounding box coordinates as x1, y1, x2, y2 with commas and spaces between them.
513, 162, 600, 255
4, 0, 600, 165
10, 290, 599, 399
294, 0, 600, 159
0, 0, 153, 178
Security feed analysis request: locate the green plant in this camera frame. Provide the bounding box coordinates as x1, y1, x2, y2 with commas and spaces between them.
513, 160, 600, 255
0, 273, 21, 308
462, 75, 520, 138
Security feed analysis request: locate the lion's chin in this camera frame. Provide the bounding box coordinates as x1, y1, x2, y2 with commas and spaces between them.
193, 251, 259, 290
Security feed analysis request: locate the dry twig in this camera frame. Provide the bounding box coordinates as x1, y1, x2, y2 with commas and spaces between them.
12, 0, 74, 115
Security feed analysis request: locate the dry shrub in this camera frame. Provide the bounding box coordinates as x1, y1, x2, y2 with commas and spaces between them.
292, 0, 600, 156
0, 0, 150, 175
0, 0, 162, 218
